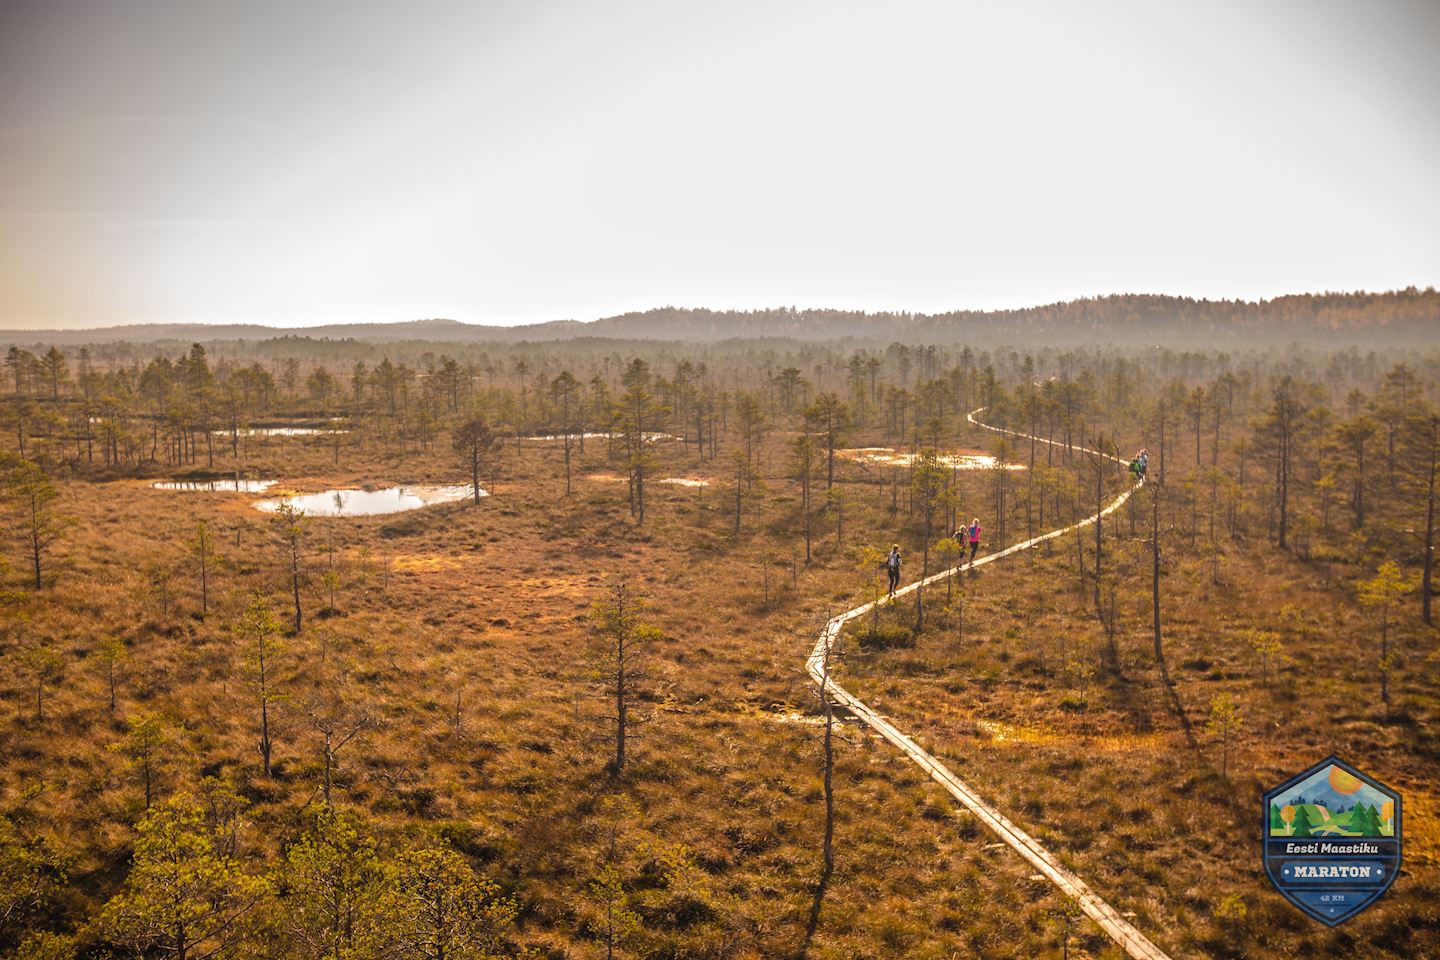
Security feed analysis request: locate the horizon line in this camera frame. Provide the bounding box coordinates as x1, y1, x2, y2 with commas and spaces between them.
3, 285, 1437, 334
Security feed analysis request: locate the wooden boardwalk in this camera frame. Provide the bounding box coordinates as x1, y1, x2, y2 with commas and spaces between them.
806, 408, 1171, 960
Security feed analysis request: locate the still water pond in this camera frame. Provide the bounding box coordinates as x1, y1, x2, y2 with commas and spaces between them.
254, 485, 477, 517
154, 479, 277, 493
523, 431, 677, 442
837, 448, 1024, 470
226, 427, 347, 437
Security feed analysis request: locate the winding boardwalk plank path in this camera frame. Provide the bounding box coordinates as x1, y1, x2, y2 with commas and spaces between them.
806, 408, 1171, 960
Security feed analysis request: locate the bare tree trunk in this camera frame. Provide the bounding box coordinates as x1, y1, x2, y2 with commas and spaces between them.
261, 695, 272, 777
1380, 613, 1390, 705
615, 655, 627, 772
290, 550, 302, 633
323, 732, 333, 805
1277, 423, 1290, 550
1093, 439, 1104, 609
1152, 482, 1163, 664
30, 516, 43, 589
1425, 417, 1437, 626
803, 473, 812, 562
733, 461, 743, 539
823, 690, 835, 880
821, 643, 835, 879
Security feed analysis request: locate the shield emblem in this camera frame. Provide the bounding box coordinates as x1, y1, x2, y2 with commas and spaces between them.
1263, 756, 1401, 925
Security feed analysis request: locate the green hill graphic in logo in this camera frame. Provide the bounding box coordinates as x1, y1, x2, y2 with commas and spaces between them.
1267, 763, 1396, 838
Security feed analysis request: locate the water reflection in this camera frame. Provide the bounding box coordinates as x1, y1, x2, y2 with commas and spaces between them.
254, 485, 476, 516
215, 427, 347, 437
837, 448, 1023, 470
154, 479, 276, 493
523, 431, 677, 442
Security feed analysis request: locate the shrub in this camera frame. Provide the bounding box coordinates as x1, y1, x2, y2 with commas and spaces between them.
857, 623, 914, 650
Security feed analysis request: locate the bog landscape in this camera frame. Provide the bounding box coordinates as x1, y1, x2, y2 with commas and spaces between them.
4, 3, 1439, 957
2, 296, 1438, 959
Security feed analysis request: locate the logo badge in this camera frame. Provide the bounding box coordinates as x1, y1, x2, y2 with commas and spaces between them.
1263, 756, 1401, 925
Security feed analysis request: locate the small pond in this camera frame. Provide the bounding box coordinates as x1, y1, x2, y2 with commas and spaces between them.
219, 427, 347, 437
254, 484, 477, 517
524, 431, 677, 442
837, 448, 1024, 470
154, 478, 277, 493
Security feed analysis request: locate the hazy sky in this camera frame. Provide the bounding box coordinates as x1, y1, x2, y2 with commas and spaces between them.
2, 1, 1438, 329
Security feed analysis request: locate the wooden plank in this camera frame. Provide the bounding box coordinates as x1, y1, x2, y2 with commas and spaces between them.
807, 409, 1171, 960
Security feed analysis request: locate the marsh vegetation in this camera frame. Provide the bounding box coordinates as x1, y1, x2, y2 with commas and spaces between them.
1, 332, 1437, 958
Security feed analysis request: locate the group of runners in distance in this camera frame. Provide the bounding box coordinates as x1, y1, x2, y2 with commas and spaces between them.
881, 448, 1149, 599
883, 518, 981, 598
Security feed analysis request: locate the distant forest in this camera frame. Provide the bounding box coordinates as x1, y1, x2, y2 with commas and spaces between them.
586, 289, 1440, 344
5, 288, 1438, 350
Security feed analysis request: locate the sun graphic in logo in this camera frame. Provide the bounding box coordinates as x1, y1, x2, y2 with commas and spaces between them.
1329, 766, 1365, 795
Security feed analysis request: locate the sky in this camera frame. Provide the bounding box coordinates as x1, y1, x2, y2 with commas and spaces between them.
2, 0, 1438, 330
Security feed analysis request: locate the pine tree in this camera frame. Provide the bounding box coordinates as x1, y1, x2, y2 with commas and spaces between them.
589, 863, 640, 960
113, 712, 174, 810
1290, 804, 1316, 838
101, 793, 271, 959
1358, 561, 1412, 705
617, 359, 665, 523
1354, 803, 1381, 836
238, 595, 284, 777
589, 583, 660, 774
451, 416, 501, 505
1205, 693, 1244, 778
270, 502, 306, 633
1, 813, 69, 934
280, 806, 391, 959
910, 448, 947, 632
388, 846, 517, 960
6, 458, 68, 590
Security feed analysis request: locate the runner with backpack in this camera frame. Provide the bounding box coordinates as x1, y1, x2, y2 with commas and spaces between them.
885, 544, 901, 597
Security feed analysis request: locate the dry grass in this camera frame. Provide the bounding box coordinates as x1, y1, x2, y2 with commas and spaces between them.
2, 413, 1437, 959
